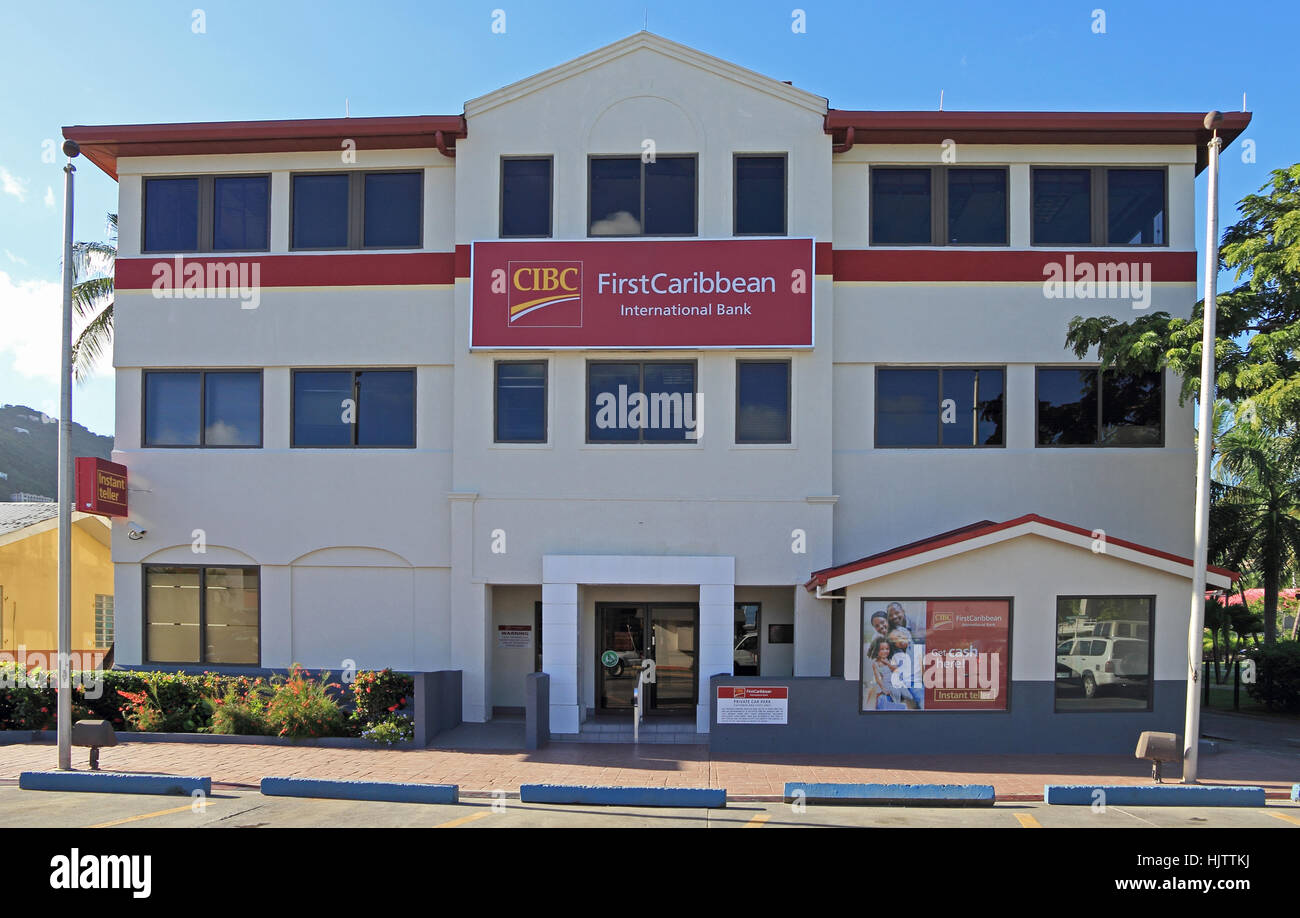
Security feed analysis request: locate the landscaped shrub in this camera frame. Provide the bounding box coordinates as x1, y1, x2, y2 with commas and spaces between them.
361, 713, 415, 745
211, 683, 273, 736
1245, 641, 1300, 712
349, 668, 413, 729
264, 665, 348, 739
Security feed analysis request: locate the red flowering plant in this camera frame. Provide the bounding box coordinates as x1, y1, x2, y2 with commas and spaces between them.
264, 664, 348, 739
348, 668, 414, 732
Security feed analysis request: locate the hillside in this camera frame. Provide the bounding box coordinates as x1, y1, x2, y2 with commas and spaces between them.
0, 404, 113, 501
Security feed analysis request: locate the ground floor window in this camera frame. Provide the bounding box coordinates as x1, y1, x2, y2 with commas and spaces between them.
145, 565, 259, 665
94, 594, 114, 648
1055, 596, 1153, 712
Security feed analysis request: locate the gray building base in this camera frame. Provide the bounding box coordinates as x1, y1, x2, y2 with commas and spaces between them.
414, 671, 463, 747
709, 675, 1187, 755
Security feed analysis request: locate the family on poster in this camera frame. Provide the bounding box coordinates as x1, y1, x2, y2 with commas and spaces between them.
862, 601, 926, 711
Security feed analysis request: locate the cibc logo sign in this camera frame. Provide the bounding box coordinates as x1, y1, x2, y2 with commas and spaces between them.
507, 261, 583, 327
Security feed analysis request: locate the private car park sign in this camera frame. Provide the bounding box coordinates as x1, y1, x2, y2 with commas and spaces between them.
716, 686, 789, 724
470, 238, 815, 349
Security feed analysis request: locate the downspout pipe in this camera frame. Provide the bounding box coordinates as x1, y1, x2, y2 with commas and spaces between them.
435, 130, 456, 158
832, 125, 855, 154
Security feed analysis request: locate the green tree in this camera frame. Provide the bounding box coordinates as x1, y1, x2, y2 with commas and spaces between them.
70, 213, 116, 383
1064, 164, 1300, 426
1209, 423, 1300, 644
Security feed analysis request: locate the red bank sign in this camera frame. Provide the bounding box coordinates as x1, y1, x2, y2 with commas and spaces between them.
74, 457, 128, 517
470, 238, 815, 348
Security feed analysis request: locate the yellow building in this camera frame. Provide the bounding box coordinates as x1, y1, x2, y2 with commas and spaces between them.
0, 503, 113, 662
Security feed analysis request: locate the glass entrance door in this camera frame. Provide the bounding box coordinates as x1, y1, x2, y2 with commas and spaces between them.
597, 603, 697, 712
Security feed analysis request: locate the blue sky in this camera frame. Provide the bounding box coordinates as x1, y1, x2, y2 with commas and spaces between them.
0, 0, 1294, 436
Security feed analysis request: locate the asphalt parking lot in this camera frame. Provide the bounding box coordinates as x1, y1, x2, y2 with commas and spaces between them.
1, 785, 1297, 829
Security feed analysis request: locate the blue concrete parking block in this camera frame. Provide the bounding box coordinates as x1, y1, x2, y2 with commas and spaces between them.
519, 784, 726, 808
260, 777, 459, 805
19, 771, 211, 796
1044, 784, 1267, 806
783, 782, 996, 806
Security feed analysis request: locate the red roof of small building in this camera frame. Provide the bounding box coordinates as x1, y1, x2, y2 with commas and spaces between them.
805, 513, 1239, 590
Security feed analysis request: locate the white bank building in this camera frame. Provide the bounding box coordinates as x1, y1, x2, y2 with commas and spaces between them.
66, 33, 1247, 753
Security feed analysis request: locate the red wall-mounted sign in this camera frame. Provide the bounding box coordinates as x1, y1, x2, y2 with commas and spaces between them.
470, 238, 815, 349
75, 458, 128, 517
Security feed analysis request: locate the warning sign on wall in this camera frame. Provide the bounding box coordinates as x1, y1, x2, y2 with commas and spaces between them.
716, 686, 788, 725
497, 625, 532, 648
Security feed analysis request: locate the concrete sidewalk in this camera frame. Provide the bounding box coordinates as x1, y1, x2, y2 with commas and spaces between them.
2, 739, 1294, 798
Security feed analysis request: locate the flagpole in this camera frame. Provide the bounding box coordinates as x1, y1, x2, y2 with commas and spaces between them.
56, 139, 80, 771
1182, 111, 1222, 784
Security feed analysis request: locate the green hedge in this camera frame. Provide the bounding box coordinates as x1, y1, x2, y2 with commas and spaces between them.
0, 663, 414, 741
1244, 642, 1300, 713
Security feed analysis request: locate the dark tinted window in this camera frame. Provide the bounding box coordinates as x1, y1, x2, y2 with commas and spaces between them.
947, 169, 1007, 244
735, 156, 786, 235
940, 368, 1004, 446
588, 362, 697, 443
1037, 368, 1098, 445
146, 566, 259, 665
1107, 170, 1165, 244
292, 174, 350, 248
1033, 169, 1092, 244
363, 172, 422, 247
1101, 370, 1162, 444
495, 362, 547, 442
589, 157, 695, 236
1055, 596, 1152, 711
501, 159, 552, 237
1037, 368, 1161, 446
871, 168, 931, 244
203, 372, 261, 446
644, 157, 696, 235
643, 362, 696, 442
144, 372, 201, 446
143, 178, 199, 252
212, 176, 269, 251
877, 368, 1004, 447
589, 158, 642, 235
357, 370, 415, 446
292, 371, 354, 446
737, 361, 791, 443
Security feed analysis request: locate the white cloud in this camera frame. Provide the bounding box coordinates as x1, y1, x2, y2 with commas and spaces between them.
4, 250, 27, 265
43, 186, 54, 208
0, 166, 29, 202
0, 269, 113, 382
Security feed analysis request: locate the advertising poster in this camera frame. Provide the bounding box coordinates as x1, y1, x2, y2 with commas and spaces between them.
860, 599, 1010, 712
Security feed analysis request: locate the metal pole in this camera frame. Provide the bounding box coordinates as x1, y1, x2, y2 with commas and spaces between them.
56, 140, 79, 770
1183, 113, 1222, 784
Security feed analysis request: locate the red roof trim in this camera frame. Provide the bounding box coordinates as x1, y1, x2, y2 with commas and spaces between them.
804, 513, 1239, 590
823, 110, 1252, 173
831, 249, 1196, 283
63, 115, 467, 181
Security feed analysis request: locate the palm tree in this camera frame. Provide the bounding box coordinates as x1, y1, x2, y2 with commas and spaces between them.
70, 213, 116, 382
1211, 421, 1300, 645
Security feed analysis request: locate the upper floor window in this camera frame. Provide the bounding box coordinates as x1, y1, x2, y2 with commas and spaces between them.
1036, 367, 1162, 446
1032, 167, 1166, 246
143, 370, 262, 447
587, 361, 698, 443
871, 166, 1008, 246
734, 155, 787, 235
589, 156, 696, 236
736, 360, 791, 443
291, 170, 422, 250
143, 174, 270, 253
876, 367, 1005, 447
495, 360, 547, 442
501, 157, 552, 238
291, 369, 415, 447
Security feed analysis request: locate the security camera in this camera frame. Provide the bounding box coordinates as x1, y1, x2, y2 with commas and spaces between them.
126, 523, 147, 541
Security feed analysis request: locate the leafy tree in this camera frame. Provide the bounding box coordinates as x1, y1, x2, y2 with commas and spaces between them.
1064, 165, 1300, 426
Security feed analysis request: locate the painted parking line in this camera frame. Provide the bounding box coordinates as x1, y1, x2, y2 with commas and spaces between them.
1013, 812, 1042, 828
435, 811, 492, 828
1268, 811, 1300, 827
744, 813, 771, 828
88, 800, 215, 829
